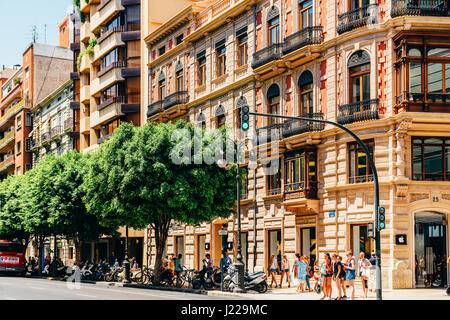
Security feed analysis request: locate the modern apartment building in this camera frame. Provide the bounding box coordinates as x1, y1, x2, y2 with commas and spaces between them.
76, 0, 141, 153
143, 0, 450, 290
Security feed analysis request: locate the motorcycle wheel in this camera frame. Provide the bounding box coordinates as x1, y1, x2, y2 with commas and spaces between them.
256, 281, 268, 294
204, 281, 213, 290
192, 280, 201, 290
223, 279, 231, 291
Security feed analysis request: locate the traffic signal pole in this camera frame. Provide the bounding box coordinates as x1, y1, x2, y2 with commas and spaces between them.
244, 110, 382, 300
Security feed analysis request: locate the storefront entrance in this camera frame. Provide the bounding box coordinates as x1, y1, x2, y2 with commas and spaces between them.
268, 229, 282, 273
350, 224, 374, 265
414, 211, 448, 288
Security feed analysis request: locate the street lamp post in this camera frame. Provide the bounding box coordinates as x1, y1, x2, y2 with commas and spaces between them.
123, 225, 131, 283
248, 111, 383, 300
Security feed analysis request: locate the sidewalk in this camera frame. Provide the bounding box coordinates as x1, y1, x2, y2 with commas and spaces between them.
207, 280, 450, 300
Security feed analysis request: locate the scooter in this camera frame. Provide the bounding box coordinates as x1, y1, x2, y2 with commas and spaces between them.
225, 263, 268, 293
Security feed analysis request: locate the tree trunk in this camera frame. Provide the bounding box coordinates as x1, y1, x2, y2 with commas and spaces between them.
152, 217, 171, 286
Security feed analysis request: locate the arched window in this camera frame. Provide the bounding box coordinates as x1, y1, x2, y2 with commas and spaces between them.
267, 84, 280, 125
298, 71, 314, 115
267, 6, 280, 45
215, 105, 226, 128
348, 50, 370, 103
196, 113, 206, 130
158, 72, 166, 100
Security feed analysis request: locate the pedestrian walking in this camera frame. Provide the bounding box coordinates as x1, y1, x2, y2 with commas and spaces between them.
344, 251, 357, 299
332, 254, 345, 300
358, 252, 372, 298
174, 254, 183, 287
295, 256, 308, 293
313, 260, 320, 292
280, 255, 291, 288
268, 254, 280, 288
368, 251, 377, 293
305, 256, 313, 292
321, 253, 333, 300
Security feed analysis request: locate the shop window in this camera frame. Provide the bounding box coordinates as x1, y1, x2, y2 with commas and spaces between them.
268, 230, 282, 274
412, 137, 450, 181
350, 224, 374, 261
300, 227, 316, 264
348, 139, 374, 183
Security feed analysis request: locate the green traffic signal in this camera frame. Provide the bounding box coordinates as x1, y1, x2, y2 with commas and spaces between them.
378, 206, 386, 230
241, 105, 250, 131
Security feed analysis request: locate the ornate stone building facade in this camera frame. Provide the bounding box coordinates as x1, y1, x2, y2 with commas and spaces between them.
143, 0, 450, 289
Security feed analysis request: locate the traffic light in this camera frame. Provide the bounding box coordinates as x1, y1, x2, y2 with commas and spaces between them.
378, 206, 386, 230
241, 105, 250, 131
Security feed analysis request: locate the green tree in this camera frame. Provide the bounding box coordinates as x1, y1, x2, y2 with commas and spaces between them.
0, 174, 30, 250
84, 121, 236, 284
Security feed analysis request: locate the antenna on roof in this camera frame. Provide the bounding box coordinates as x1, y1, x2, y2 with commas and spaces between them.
44, 24, 47, 44
31, 25, 38, 43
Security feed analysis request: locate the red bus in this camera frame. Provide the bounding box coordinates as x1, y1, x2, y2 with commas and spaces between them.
0, 241, 26, 275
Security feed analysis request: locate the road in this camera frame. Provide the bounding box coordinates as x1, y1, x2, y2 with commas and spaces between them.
0, 276, 228, 300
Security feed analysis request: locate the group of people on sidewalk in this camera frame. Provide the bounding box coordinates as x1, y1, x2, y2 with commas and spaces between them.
268, 251, 377, 300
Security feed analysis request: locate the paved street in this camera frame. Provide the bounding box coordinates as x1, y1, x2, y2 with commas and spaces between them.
0, 276, 227, 300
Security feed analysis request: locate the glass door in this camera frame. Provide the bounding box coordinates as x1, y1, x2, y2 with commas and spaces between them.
415, 212, 447, 288
301, 227, 317, 265
269, 230, 282, 274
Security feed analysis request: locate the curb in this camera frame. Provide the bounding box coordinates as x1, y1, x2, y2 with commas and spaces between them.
207, 291, 250, 299
122, 283, 207, 295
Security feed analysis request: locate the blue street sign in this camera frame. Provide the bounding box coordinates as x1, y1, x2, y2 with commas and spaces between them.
329, 211, 336, 218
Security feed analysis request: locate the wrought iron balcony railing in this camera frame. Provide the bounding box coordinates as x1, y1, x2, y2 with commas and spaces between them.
337, 4, 379, 34
256, 123, 283, 144
283, 113, 325, 138
64, 118, 74, 132
282, 27, 324, 55
337, 99, 379, 125
163, 91, 189, 110
251, 43, 284, 69
51, 126, 63, 139
147, 100, 163, 118
391, 0, 450, 17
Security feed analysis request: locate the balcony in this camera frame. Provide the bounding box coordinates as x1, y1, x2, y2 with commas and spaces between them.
0, 100, 24, 129
80, 85, 90, 103
80, 116, 91, 134
337, 4, 379, 34
98, 96, 125, 111
337, 99, 379, 125
80, 21, 90, 43
94, 27, 125, 62
51, 126, 63, 140
163, 91, 189, 111
282, 27, 324, 55
284, 181, 318, 200
41, 132, 51, 146
256, 123, 283, 144
252, 43, 284, 69
0, 156, 15, 173
391, 0, 450, 17
64, 118, 74, 132
91, 63, 125, 95
90, 100, 124, 129
0, 131, 15, 152
395, 91, 450, 113
282, 113, 325, 139
91, 0, 125, 33
147, 100, 163, 119
79, 54, 90, 73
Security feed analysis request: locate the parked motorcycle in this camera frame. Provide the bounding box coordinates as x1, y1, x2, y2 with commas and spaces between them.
225, 263, 268, 293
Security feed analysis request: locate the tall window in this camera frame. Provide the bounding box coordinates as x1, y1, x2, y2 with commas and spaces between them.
101, 83, 125, 104
348, 139, 374, 183
216, 43, 226, 77
299, 0, 313, 29
176, 70, 184, 91
265, 159, 282, 196
268, 16, 280, 45
349, 50, 371, 103
299, 71, 313, 115
351, 0, 369, 10
105, 12, 124, 31
267, 84, 280, 125
158, 78, 166, 100
284, 149, 317, 195
101, 47, 125, 69
197, 56, 207, 86
413, 137, 450, 181
237, 33, 248, 67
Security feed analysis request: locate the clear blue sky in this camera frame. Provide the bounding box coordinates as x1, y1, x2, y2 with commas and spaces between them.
0, 0, 73, 67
